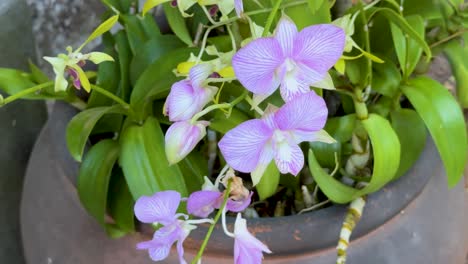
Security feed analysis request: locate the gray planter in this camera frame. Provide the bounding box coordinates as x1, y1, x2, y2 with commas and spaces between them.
21, 102, 468, 263
0, 0, 47, 263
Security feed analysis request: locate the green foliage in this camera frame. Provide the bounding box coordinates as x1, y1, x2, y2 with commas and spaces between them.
256, 161, 280, 201
401, 77, 467, 187
119, 117, 188, 199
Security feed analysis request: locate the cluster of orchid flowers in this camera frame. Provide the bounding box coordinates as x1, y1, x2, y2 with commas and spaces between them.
42, 2, 351, 262
150, 14, 347, 263
134, 168, 270, 263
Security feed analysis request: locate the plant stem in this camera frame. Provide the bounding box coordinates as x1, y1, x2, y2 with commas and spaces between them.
0, 81, 54, 106
429, 29, 468, 49
262, 0, 283, 37
191, 180, 232, 264
191, 90, 247, 122
90, 84, 130, 109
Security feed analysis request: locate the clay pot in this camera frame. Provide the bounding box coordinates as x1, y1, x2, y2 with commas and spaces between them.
21, 102, 468, 264
0, 0, 47, 263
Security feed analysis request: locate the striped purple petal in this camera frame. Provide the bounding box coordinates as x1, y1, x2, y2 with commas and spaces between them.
219, 119, 274, 173
232, 38, 284, 96
134, 191, 181, 225
187, 190, 223, 218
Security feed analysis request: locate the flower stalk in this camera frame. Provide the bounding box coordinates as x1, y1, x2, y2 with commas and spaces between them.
0, 81, 54, 106
191, 179, 232, 264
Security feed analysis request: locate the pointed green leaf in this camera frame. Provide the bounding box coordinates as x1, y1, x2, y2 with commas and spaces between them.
143, 0, 172, 16
114, 31, 132, 101
28, 61, 50, 83
369, 7, 431, 61
163, 3, 192, 46
390, 109, 427, 178
120, 117, 188, 199
178, 151, 207, 193
401, 77, 467, 187
81, 15, 119, 48
390, 15, 424, 76
66, 105, 126, 162
78, 139, 120, 226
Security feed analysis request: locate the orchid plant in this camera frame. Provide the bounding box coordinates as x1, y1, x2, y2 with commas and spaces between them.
0, 0, 467, 263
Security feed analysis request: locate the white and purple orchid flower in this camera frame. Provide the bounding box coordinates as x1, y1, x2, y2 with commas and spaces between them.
219, 91, 335, 185
134, 191, 199, 264
165, 120, 210, 164
164, 63, 218, 122
232, 16, 345, 103
233, 213, 271, 263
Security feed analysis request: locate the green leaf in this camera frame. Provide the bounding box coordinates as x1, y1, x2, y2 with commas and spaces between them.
66, 105, 126, 162
163, 3, 192, 46
307, 0, 324, 13
372, 58, 401, 97
369, 7, 431, 61
178, 151, 207, 193
401, 77, 467, 187
390, 109, 427, 179
209, 108, 249, 134
310, 114, 401, 203
390, 15, 425, 76
309, 141, 341, 169
130, 47, 198, 121
78, 139, 120, 226
81, 15, 119, 48
285, 0, 330, 29
107, 168, 135, 233
324, 114, 357, 143
256, 161, 280, 201
119, 117, 188, 199
0, 69, 40, 98
114, 31, 132, 102
130, 35, 184, 84
28, 61, 50, 83
444, 37, 468, 108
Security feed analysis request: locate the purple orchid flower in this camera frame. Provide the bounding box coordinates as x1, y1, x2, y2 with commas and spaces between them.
233, 213, 271, 263
165, 63, 218, 121
134, 191, 195, 263
234, 0, 243, 17
136, 220, 195, 264
165, 120, 210, 164
232, 16, 345, 102
218, 91, 335, 185
187, 190, 253, 218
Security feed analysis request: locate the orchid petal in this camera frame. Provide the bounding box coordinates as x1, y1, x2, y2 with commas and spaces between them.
148, 245, 171, 261
274, 91, 327, 132
187, 190, 223, 218
274, 16, 298, 57
312, 72, 335, 90
134, 191, 181, 224
292, 129, 336, 144
219, 119, 274, 173
165, 121, 209, 164
234, 214, 271, 264
293, 24, 345, 83
273, 139, 304, 175
227, 192, 253, 212
217, 0, 235, 18
232, 38, 284, 95
165, 80, 215, 121
250, 144, 274, 186
87, 52, 114, 64
234, 0, 243, 17
44, 56, 68, 92
189, 63, 212, 89
70, 65, 91, 92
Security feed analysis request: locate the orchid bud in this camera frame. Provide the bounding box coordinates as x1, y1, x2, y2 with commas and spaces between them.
165, 120, 209, 164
